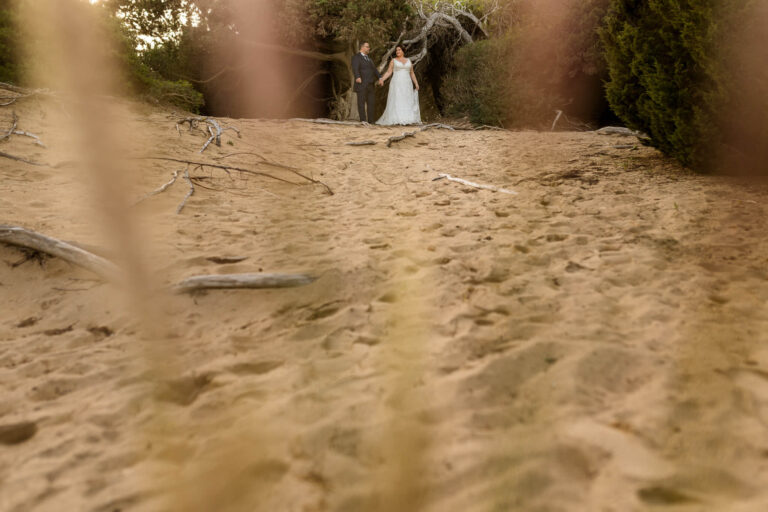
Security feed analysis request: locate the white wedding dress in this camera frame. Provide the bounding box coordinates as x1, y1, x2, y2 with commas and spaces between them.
376, 59, 421, 125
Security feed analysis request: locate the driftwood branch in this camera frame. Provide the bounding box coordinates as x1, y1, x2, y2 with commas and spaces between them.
386, 130, 418, 147
595, 126, 643, 136
0, 83, 61, 108
345, 140, 377, 146
433, 173, 517, 195
12, 130, 46, 147
289, 118, 366, 127
385, 123, 456, 147
174, 273, 316, 294
134, 169, 181, 205
0, 82, 37, 95
0, 83, 47, 106
551, 110, 563, 131
473, 125, 508, 131
0, 225, 120, 279
1, 112, 47, 147
0, 225, 316, 292
1, 111, 19, 142
176, 117, 241, 153
213, 151, 269, 161
201, 125, 217, 153
177, 166, 195, 214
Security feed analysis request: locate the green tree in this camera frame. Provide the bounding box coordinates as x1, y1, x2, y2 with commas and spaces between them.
442, 0, 612, 127
601, 0, 768, 171
0, 0, 27, 84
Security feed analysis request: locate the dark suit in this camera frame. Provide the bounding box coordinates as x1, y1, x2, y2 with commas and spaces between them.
351, 52, 381, 122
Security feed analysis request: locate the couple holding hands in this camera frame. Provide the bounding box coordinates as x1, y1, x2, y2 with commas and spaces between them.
351, 42, 421, 126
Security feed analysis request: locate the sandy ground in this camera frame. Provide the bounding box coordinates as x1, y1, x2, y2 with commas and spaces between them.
2, 97, 768, 512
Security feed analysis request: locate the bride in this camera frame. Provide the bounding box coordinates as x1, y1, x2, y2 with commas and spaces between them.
375, 46, 421, 125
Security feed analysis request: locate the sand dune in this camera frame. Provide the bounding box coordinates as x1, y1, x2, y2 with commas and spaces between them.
2, 98, 768, 511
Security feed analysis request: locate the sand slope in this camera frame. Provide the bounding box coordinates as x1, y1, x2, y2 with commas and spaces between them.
2, 99, 768, 512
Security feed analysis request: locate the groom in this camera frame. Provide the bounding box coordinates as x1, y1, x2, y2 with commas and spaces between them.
351, 42, 382, 123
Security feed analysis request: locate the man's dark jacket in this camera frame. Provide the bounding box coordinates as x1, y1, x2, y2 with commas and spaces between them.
351, 53, 381, 92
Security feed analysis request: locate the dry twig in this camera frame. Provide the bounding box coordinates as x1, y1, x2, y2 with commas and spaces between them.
12, 130, 46, 147
385, 123, 455, 147
551, 110, 563, 131
595, 126, 642, 136
0, 150, 45, 166
0, 111, 19, 142
289, 118, 367, 126
176, 116, 241, 153
433, 173, 517, 195
135, 156, 334, 196
1, 112, 47, 147
134, 168, 181, 205
177, 166, 195, 214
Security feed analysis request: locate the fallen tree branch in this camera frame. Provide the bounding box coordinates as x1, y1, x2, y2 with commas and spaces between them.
472, 125, 508, 131
177, 167, 195, 214
386, 130, 418, 147
1, 111, 19, 142
201, 125, 217, 153
433, 173, 518, 195
385, 123, 455, 147
0, 225, 315, 291
134, 156, 334, 196
0, 83, 57, 106
422, 123, 456, 131
0, 150, 46, 166
1, 112, 47, 147
595, 126, 644, 136
0, 225, 120, 279
174, 273, 316, 294
135, 168, 181, 205
176, 117, 241, 153
345, 140, 377, 146
213, 151, 268, 161
0, 82, 36, 95
12, 130, 46, 147
551, 110, 563, 131
289, 118, 366, 126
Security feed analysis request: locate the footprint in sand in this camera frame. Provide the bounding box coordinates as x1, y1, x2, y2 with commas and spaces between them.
228, 360, 284, 376
28, 378, 81, 401
463, 341, 562, 405
0, 421, 38, 445
154, 374, 214, 406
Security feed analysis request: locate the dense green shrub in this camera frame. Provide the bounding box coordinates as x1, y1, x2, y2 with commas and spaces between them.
441, 38, 514, 126
0, 1, 21, 83
108, 15, 203, 112
441, 35, 559, 127
0, 0, 200, 111
601, 0, 768, 171
442, 0, 611, 128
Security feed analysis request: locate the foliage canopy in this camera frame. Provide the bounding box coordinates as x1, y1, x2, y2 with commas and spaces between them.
601, 0, 768, 171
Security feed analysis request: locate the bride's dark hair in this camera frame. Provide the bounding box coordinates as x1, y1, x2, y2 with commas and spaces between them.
395, 46, 404, 56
